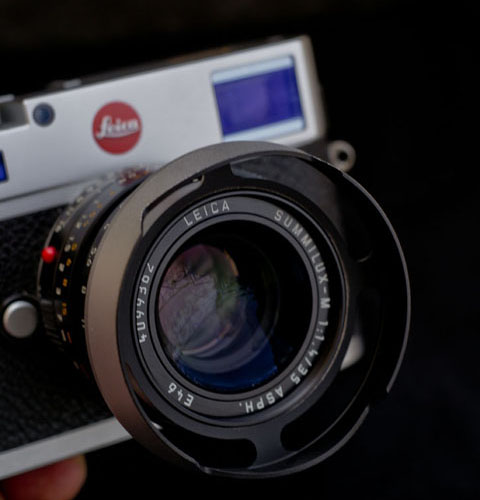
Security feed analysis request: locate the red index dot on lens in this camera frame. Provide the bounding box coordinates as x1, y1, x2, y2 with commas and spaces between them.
41, 246, 58, 263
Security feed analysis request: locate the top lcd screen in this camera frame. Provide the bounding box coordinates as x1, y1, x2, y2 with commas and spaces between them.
213, 56, 305, 141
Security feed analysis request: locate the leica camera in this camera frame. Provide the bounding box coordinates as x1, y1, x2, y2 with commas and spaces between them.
0, 36, 410, 479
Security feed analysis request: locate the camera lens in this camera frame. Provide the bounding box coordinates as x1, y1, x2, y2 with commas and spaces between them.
157, 221, 312, 394
39, 142, 410, 478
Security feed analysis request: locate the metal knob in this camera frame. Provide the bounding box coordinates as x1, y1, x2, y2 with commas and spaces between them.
2, 300, 39, 339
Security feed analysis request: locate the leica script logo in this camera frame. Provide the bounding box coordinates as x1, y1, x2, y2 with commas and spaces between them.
93, 101, 142, 154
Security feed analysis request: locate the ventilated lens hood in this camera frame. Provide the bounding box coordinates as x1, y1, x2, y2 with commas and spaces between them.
84, 141, 410, 478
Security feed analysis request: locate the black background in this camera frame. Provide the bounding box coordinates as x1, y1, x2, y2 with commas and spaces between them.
1, 1, 478, 498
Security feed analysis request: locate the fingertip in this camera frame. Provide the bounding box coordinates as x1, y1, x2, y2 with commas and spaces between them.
1, 455, 87, 500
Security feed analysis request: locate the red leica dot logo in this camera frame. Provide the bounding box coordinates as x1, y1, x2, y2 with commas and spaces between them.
93, 101, 142, 154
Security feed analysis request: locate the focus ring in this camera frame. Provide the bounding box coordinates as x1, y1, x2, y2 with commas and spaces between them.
38, 169, 149, 372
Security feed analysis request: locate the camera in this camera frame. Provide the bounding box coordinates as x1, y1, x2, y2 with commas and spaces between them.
0, 36, 409, 478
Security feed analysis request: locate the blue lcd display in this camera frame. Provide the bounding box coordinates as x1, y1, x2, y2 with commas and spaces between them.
0, 152, 7, 183
213, 56, 305, 141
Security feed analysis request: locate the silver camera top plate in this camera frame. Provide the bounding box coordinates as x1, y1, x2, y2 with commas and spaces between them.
0, 36, 326, 220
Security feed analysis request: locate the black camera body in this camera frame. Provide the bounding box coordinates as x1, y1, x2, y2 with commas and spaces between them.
0, 37, 409, 479
0, 206, 114, 458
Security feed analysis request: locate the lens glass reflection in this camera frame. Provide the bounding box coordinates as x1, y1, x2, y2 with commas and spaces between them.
157, 223, 311, 393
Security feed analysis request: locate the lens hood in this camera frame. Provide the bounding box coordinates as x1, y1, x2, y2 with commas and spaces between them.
85, 141, 410, 477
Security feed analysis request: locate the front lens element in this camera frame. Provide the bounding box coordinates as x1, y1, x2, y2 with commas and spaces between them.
157, 222, 312, 394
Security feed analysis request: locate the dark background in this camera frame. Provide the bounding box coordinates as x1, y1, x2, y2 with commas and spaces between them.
1, 0, 478, 498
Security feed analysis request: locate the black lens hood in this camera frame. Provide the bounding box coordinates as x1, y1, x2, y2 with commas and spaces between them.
85, 141, 410, 478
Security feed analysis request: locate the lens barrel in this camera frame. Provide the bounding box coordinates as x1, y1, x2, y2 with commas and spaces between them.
39, 142, 410, 477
